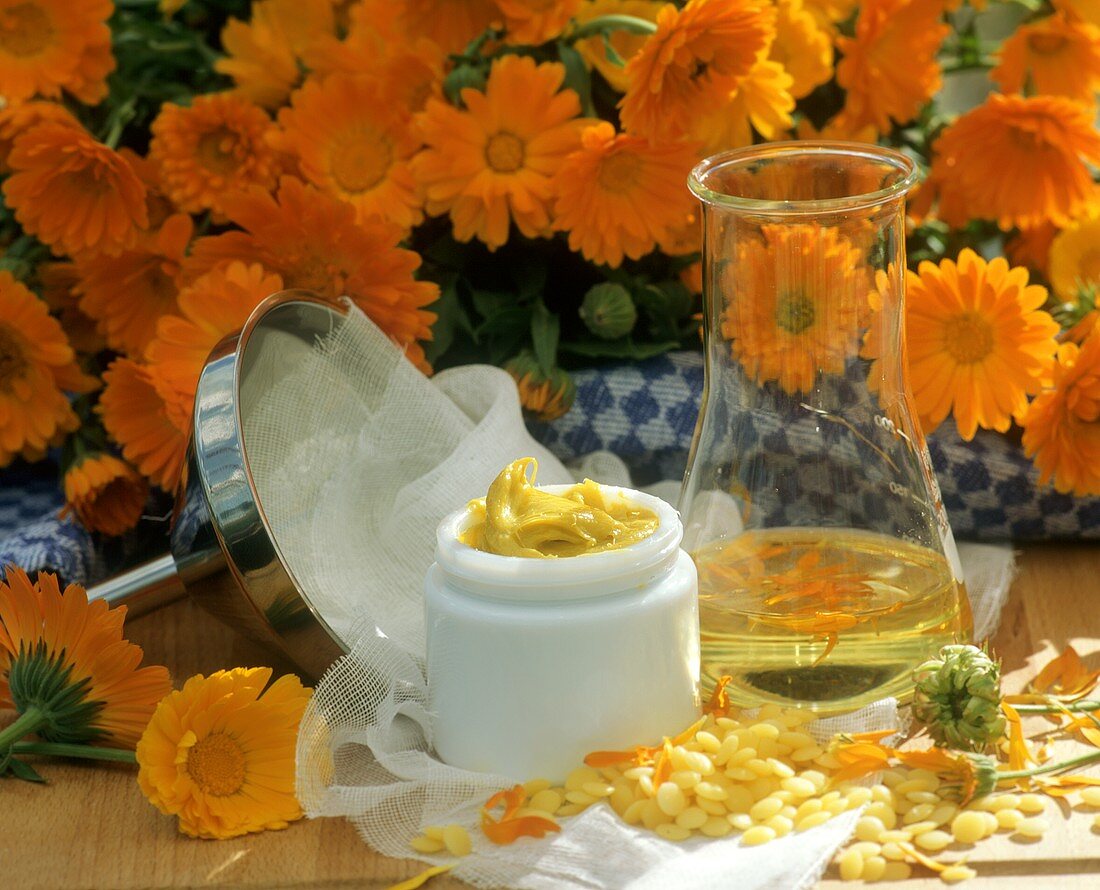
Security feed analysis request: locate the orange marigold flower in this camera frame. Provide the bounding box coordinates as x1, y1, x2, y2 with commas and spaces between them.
412, 54, 590, 250
0, 0, 113, 104
770, 0, 833, 99
149, 93, 280, 217
835, 0, 948, 135
398, 0, 500, 55
993, 12, 1100, 103
99, 358, 189, 492
137, 667, 311, 839
61, 452, 149, 537
900, 249, 1059, 440
1055, 0, 1100, 27
3, 122, 148, 257
929, 94, 1100, 231
0, 271, 95, 469
215, 0, 335, 109
619, 0, 775, 142
272, 75, 423, 229
691, 56, 795, 153
0, 567, 171, 747
1021, 330, 1100, 496
575, 0, 664, 92
146, 262, 283, 418
75, 213, 192, 357
0, 100, 78, 172
551, 122, 697, 267
504, 351, 576, 421
720, 223, 870, 395
1050, 214, 1100, 300
1006, 222, 1058, 280
187, 177, 437, 371
801, 0, 857, 31
496, 0, 581, 44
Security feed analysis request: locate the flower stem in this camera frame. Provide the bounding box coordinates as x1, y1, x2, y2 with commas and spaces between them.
1009, 700, 1100, 714
566, 14, 657, 43
0, 706, 47, 750
11, 742, 137, 764
998, 747, 1100, 782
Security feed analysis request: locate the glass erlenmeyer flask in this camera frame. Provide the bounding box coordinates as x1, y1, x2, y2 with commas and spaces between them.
682, 142, 972, 714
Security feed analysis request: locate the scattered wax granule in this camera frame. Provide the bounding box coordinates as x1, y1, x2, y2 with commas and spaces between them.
951, 811, 987, 844
530, 789, 563, 813
675, 806, 708, 830
741, 825, 777, 845
701, 815, 733, 837
410, 835, 445, 854
1017, 793, 1046, 814
941, 865, 978, 883
795, 810, 834, 831
423, 826, 446, 841
864, 802, 898, 829
565, 790, 598, 806
442, 824, 472, 857
1093, 814, 1100, 830
750, 796, 784, 821
913, 829, 952, 851
655, 823, 691, 841
856, 816, 886, 842
524, 778, 551, 795
764, 814, 794, 837
656, 782, 688, 816
696, 730, 721, 753
862, 856, 887, 881
1015, 816, 1049, 838
882, 861, 912, 880
996, 808, 1024, 831
582, 781, 615, 798
848, 842, 881, 858
1081, 787, 1100, 808
838, 848, 863, 881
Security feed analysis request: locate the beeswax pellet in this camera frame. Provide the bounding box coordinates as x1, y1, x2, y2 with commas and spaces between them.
1082, 787, 1100, 808
442, 825, 472, 857
914, 829, 951, 851
862, 856, 887, 882
1015, 816, 1048, 838
410, 836, 445, 854
675, 807, 708, 830
838, 848, 863, 881
951, 811, 986, 844
741, 825, 777, 845
656, 823, 691, 841
750, 796, 784, 822
656, 782, 687, 816
996, 808, 1024, 830
700, 816, 733, 838
856, 816, 886, 842
882, 862, 912, 880
940, 864, 977, 883
530, 790, 562, 813
1018, 793, 1046, 814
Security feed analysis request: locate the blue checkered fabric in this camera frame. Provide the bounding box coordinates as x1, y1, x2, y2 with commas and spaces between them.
532, 351, 1100, 541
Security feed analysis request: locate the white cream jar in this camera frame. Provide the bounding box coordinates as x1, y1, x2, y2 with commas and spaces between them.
425, 484, 700, 782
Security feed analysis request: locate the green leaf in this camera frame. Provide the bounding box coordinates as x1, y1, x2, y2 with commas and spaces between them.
476, 305, 529, 339
7, 758, 46, 784
424, 280, 476, 365
530, 301, 560, 376
601, 31, 626, 67
557, 42, 594, 117
561, 338, 679, 360
470, 287, 518, 321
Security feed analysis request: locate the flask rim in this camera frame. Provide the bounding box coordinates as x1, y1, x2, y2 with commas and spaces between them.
688, 140, 920, 216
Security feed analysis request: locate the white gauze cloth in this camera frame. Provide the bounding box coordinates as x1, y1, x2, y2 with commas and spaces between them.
240, 306, 1015, 890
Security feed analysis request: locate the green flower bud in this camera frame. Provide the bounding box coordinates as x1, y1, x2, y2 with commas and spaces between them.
912, 644, 1006, 752
580, 283, 637, 340
505, 351, 576, 422
443, 65, 487, 107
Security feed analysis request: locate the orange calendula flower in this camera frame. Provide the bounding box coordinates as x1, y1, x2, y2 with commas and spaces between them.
504, 352, 577, 421
801, 0, 858, 31
1029, 645, 1100, 703
99, 358, 190, 492
149, 93, 280, 217
830, 730, 896, 782
61, 452, 149, 537
0, 100, 78, 172
1021, 332, 1100, 496
137, 667, 311, 839
273, 75, 423, 229
929, 94, 1100, 231
1006, 223, 1057, 280
74, 213, 192, 358
215, 0, 335, 108
187, 177, 437, 371
0, 272, 95, 468
3, 122, 148, 256
0, 567, 171, 747
619, 0, 775, 142
720, 223, 869, 395
1055, 0, 1100, 28
496, 0, 582, 43
481, 784, 561, 845
1050, 215, 1100, 301
146, 262, 283, 418
835, 0, 948, 135
899, 250, 1060, 441
993, 12, 1100, 103
413, 55, 589, 251
770, 0, 833, 99
691, 56, 795, 153
0, 0, 113, 104
399, 0, 500, 55
575, 0, 664, 92
551, 122, 697, 268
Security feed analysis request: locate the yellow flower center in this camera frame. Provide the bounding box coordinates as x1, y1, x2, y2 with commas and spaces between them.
186, 731, 246, 797
0, 326, 28, 392
485, 132, 525, 173
0, 3, 54, 58
328, 129, 393, 194
775, 292, 816, 334
1027, 33, 1068, 56
597, 150, 643, 195
942, 312, 995, 365
196, 128, 244, 177
1078, 247, 1100, 283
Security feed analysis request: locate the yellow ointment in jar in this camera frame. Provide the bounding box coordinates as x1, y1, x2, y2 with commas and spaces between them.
459, 457, 659, 558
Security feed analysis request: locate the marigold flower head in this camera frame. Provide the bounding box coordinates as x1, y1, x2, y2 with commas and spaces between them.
929, 94, 1100, 231
136, 667, 311, 839
619, 0, 776, 142
770, 0, 833, 99
1055, 0, 1100, 27
1006, 222, 1057, 280
0, 100, 78, 172
1021, 331, 1100, 496
835, 0, 949, 135
273, 75, 423, 229
0, 0, 113, 104
0, 567, 171, 747
99, 358, 189, 492
61, 452, 149, 537
3, 122, 148, 256
801, 0, 858, 30
149, 93, 280, 217
398, 0, 500, 55
893, 249, 1059, 440
720, 223, 870, 395
575, 0, 664, 92
0, 272, 95, 469
505, 351, 576, 421
187, 177, 437, 372
551, 122, 697, 268
691, 57, 795, 153
496, 0, 581, 44
1050, 215, 1100, 301
912, 645, 1006, 752
993, 12, 1100, 103
413, 54, 590, 251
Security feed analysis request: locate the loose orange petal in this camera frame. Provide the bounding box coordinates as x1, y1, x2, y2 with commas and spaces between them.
1002, 701, 1037, 778
703, 676, 732, 716
386, 864, 455, 890
1029, 645, 1100, 702
481, 814, 561, 845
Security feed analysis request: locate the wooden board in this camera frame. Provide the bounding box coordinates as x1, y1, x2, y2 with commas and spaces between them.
2, 543, 1099, 889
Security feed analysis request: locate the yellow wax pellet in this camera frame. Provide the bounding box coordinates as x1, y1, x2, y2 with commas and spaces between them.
824, 797, 849, 816
765, 814, 794, 837
769, 759, 796, 779
906, 821, 938, 836
695, 781, 729, 801
557, 803, 587, 817
410, 835, 446, 854
442, 824, 472, 857
914, 829, 952, 851
423, 826, 446, 841
685, 750, 716, 775
565, 790, 598, 806
908, 769, 940, 788
752, 722, 781, 741
778, 731, 815, 748
656, 782, 688, 816
895, 779, 935, 796
749, 777, 779, 800
848, 841, 882, 858
879, 829, 912, 843
726, 767, 757, 782
697, 796, 728, 816
981, 811, 999, 836
790, 745, 824, 763
904, 802, 936, 824
696, 730, 721, 753
880, 842, 907, 861
642, 799, 672, 830
656, 823, 692, 842
845, 787, 873, 808
1018, 793, 1047, 814
906, 791, 941, 805
565, 767, 601, 792
976, 794, 1018, 813
996, 808, 1024, 830
524, 778, 552, 795
1092, 814, 1100, 830
779, 804, 798, 820
1082, 787, 1100, 808
882, 770, 906, 788
796, 811, 833, 831
729, 747, 758, 767
1015, 816, 1048, 838
676, 806, 709, 830
940, 864, 978, 883
725, 786, 755, 814
815, 752, 842, 770
582, 781, 615, 798
746, 758, 773, 776
624, 766, 653, 781
802, 770, 828, 791
670, 770, 701, 790
929, 804, 958, 827
729, 813, 753, 831
882, 861, 912, 880
741, 825, 777, 846
770, 789, 796, 804
864, 802, 897, 829
951, 811, 987, 844
623, 799, 648, 825
701, 815, 733, 838
529, 789, 562, 813
838, 848, 864, 881
870, 784, 894, 805
862, 855, 887, 882
797, 799, 825, 820
750, 796, 784, 822
779, 776, 816, 798
610, 782, 635, 815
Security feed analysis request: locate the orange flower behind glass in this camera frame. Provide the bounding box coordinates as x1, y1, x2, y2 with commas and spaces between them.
993, 12, 1100, 103
3, 122, 148, 256
62, 453, 149, 537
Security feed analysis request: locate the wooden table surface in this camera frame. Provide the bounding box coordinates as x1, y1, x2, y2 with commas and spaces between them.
3, 543, 1100, 890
